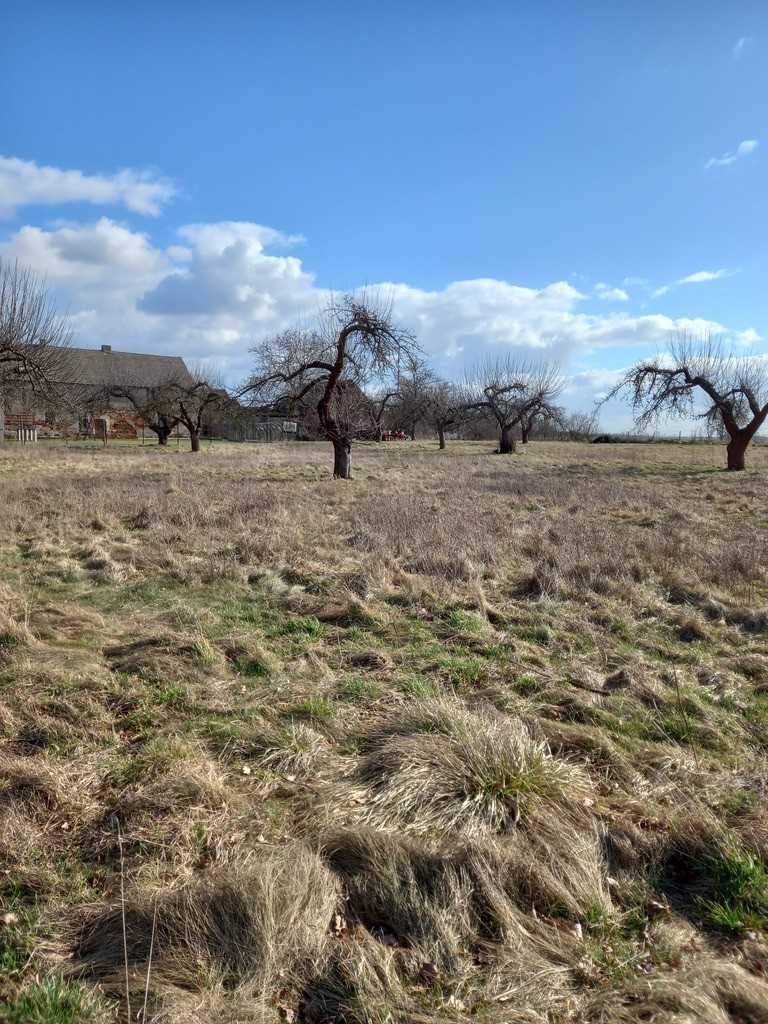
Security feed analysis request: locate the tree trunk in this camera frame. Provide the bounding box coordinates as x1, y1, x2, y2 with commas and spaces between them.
498, 424, 516, 454
437, 424, 446, 450
726, 431, 749, 471
521, 425, 529, 444
157, 429, 169, 446
332, 439, 352, 479
190, 431, 201, 453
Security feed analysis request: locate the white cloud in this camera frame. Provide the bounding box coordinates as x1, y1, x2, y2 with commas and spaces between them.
733, 36, 752, 59
736, 327, 762, 345
138, 221, 318, 322
705, 139, 758, 169
652, 268, 734, 298
0, 217, 754, 384
595, 282, 629, 302
0, 156, 176, 217
679, 269, 730, 284
622, 276, 649, 288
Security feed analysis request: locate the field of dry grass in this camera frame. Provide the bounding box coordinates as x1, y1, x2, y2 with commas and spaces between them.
1, 437, 768, 1023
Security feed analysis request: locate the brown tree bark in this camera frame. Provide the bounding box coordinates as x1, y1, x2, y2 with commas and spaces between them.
521, 425, 530, 444
437, 424, 446, 450
190, 431, 201, 453
333, 439, 352, 479
498, 424, 516, 454
726, 431, 749, 471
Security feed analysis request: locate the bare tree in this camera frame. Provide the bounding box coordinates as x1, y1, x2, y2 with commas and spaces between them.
464, 356, 564, 453
604, 335, 768, 470
0, 260, 71, 414
243, 294, 417, 478
98, 381, 181, 446
562, 409, 599, 442
366, 387, 399, 442
390, 356, 436, 440
171, 378, 229, 452
424, 381, 465, 449
518, 400, 562, 444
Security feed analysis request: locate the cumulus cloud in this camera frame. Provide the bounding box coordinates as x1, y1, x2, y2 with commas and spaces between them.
705, 139, 758, 169
0, 217, 755, 387
139, 222, 311, 317
652, 268, 734, 298
736, 327, 762, 345
595, 282, 629, 302
0, 156, 176, 217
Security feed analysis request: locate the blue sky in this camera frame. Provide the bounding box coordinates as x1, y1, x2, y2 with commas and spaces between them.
2, 1, 766, 425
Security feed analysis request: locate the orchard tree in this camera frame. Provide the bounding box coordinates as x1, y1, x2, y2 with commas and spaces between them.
243, 294, 416, 478
389, 356, 436, 440
424, 381, 465, 449
562, 409, 599, 442
366, 387, 399, 441
171, 377, 228, 452
518, 400, 561, 443
464, 356, 564, 453
0, 259, 71, 404
605, 335, 768, 471
101, 381, 181, 446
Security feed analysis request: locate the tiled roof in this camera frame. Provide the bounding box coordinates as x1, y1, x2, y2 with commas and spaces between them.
54, 347, 195, 388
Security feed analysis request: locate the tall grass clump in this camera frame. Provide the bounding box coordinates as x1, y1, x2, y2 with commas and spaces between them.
357, 701, 591, 836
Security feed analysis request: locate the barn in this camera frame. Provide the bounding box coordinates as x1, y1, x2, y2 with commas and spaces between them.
2, 344, 195, 440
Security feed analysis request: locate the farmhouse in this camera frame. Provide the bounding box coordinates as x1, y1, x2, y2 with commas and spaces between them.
1, 343, 304, 444
2, 344, 195, 440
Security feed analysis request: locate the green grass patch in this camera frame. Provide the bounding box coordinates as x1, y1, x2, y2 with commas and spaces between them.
0, 906, 35, 978
508, 623, 552, 646
146, 682, 188, 708
233, 654, 272, 678
442, 608, 485, 634
275, 615, 325, 640
395, 675, 438, 698
438, 654, 487, 687
105, 737, 189, 789
288, 696, 336, 722
336, 677, 383, 702
696, 846, 768, 934
514, 673, 540, 695
2, 976, 109, 1024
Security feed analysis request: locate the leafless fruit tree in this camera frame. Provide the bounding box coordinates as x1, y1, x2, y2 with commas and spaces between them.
171, 378, 229, 452
561, 409, 599, 442
243, 294, 417, 478
366, 388, 399, 441
98, 381, 182, 446
518, 400, 563, 444
0, 260, 71, 411
464, 356, 564, 453
424, 381, 465, 449
389, 356, 437, 440
604, 335, 768, 470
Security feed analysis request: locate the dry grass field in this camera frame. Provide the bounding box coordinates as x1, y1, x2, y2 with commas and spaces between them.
1, 437, 768, 1023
